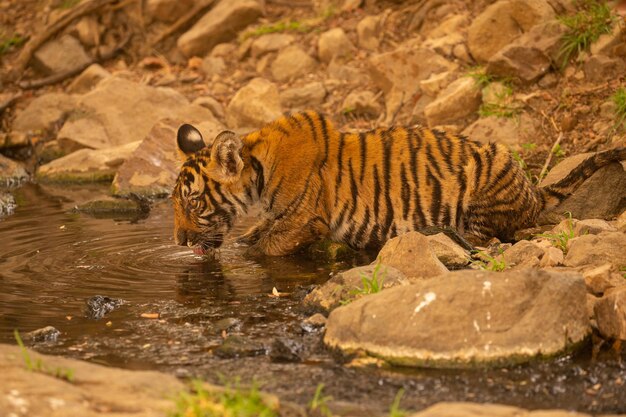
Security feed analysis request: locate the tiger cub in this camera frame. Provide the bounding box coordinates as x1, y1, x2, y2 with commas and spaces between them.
172, 111, 625, 256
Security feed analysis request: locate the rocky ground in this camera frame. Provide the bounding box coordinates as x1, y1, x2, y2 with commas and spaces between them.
1, 0, 626, 415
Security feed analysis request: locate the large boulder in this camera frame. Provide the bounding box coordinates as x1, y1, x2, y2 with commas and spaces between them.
270, 45, 318, 82
377, 232, 449, 280
37, 141, 141, 182
57, 76, 215, 151
177, 0, 263, 57
324, 269, 590, 367
539, 153, 626, 222
424, 77, 482, 127
112, 118, 224, 197
302, 264, 409, 313
368, 45, 455, 125
0, 343, 184, 417
467, 0, 555, 63
225, 78, 282, 128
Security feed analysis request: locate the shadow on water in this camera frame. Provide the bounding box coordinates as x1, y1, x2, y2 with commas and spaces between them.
0, 183, 625, 414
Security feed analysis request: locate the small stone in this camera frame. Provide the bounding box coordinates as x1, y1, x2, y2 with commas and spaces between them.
0, 154, 29, 187
318, 28, 355, 64
201, 56, 226, 77
0, 193, 17, 217
594, 286, 626, 340
424, 77, 482, 127
301, 313, 327, 332
270, 45, 318, 82
356, 14, 382, 51
214, 317, 242, 333
502, 240, 546, 267
540, 246, 564, 268
426, 233, 470, 269
250, 33, 294, 58
583, 263, 624, 296
192, 96, 225, 120
419, 71, 456, 97
75, 16, 100, 47
213, 335, 265, 358
225, 78, 282, 128
33, 35, 91, 76
377, 232, 449, 280
146, 0, 193, 23
280, 82, 326, 109
84, 295, 124, 320
564, 232, 626, 268
584, 55, 625, 84
23, 326, 60, 343
341, 90, 382, 117
269, 337, 302, 362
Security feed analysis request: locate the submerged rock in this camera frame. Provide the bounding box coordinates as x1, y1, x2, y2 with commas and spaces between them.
74, 197, 150, 221
213, 335, 265, 358
85, 295, 125, 320
23, 326, 61, 344
301, 313, 327, 332
269, 337, 303, 363
324, 269, 589, 367
0, 193, 16, 217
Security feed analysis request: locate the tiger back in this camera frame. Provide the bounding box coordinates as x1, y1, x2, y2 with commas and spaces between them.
172, 111, 625, 256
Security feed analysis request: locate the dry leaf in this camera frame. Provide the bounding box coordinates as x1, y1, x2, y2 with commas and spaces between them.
141, 313, 159, 319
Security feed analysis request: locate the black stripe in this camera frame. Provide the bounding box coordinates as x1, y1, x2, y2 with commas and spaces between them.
472, 150, 483, 191
408, 129, 426, 228
354, 207, 371, 247
483, 158, 515, 197
318, 113, 330, 171
426, 142, 444, 179
212, 182, 233, 207
275, 125, 290, 137
267, 177, 284, 210
441, 203, 451, 226
333, 202, 350, 230
359, 132, 367, 183
250, 157, 264, 198
334, 133, 346, 206
347, 159, 359, 220
373, 166, 381, 220
400, 163, 410, 220
434, 130, 453, 171
428, 170, 442, 225
381, 130, 395, 237
302, 112, 319, 142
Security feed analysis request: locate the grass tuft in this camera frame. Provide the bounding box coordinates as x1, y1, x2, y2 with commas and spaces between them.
14, 330, 74, 382
309, 383, 333, 417
611, 87, 626, 130
535, 212, 575, 253
389, 389, 408, 417
557, 0, 617, 69
471, 250, 507, 272
0, 33, 25, 56
341, 260, 387, 305
170, 380, 277, 417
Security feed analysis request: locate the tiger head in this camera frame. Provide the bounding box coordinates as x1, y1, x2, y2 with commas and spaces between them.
172, 124, 245, 255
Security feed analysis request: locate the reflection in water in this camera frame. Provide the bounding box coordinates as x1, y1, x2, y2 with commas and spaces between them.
1, 183, 625, 413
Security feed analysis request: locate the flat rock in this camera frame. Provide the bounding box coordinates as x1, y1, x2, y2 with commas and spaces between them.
250, 33, 294, 57
0, 343, 183, 417
280, 82, 326, 109
539, 153, 626, 222
564, 232, 626, 268
57, 76, 215, 151
177, 0, 263, 57
324, 269, 590, 367
225, 77, 282, 128
377, 232, 449, 280
270, 45, 318, 82
467, 0, 555, 63
302, 264, 409, 313
213, 335, 265, 358
594, 286, 626, 340
112, 118, 224, 197
462, 113, 539, 149
37, 141, 140, 183
318, 28, 355, 64
424, 77, 482, 127
0, 154, 29, 187
32, 34, 91, 76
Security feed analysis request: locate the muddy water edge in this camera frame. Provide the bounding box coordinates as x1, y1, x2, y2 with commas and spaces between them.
0, 183, 625, 414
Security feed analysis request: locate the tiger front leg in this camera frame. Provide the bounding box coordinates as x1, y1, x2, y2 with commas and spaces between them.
236, 219, 271, 246
249, 215, 329, 256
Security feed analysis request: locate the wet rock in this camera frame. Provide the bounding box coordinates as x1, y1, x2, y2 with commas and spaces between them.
269, 337, 302, 362
146, 0, 193, 23
0, 193, 16, 217
32, 34, 91, 76
487, 20, 566, 83
408, 402, 597, 417
594, 286, 626, 340
564, 232, 626, 268
0, 343, 184, 416
426, 233, 470, 269
462, 113, 538, 149
303, 264, 408, 313
23, 326, 60, 343
270, 45, 318, 82
583, 54, 625, 84
66, 64, 110, 94
11, 93, 76, 138
301, 313, 327, 332
201, 56, 226, 77
74, 198, 149, 220
225, 78, 282, 128
85, 295, 125, 320
177, 0, 263, 57
377, 232, 449, 280
38, 141, 140, 183
424, 77, 482, 127
583, 263, 625, 296
501, 240, 545, 268
341, 90, 382, 118
0, 154, 29, 187
280, 82, 326, 109
213, 335, 265, 358
58, 76, 213, 151
467, 0, 555, 63
539, 153, 626, 222
192, 96, 225, 120
214, 317, 242, 333
251, 33, 294, 58
324, 269, 589, 367
357, 14, 382, 51
112, 118, 224, 197
368, 45, 455, 125
318, 28, 355, 64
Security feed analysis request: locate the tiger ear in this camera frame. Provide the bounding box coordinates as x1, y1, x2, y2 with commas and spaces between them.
177, 124, 206, 158
207, 130, 244, 183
